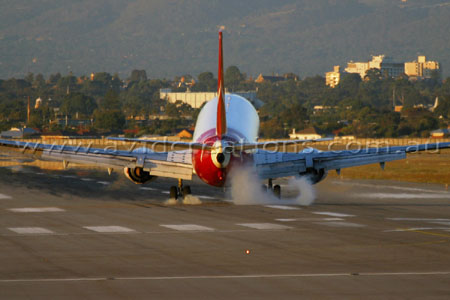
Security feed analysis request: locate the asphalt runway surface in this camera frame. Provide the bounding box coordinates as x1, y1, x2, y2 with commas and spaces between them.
0, 161, 450, 299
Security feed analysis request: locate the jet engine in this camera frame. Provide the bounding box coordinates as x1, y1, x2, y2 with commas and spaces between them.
299, 168, 327, 184
123, 167, 156, 184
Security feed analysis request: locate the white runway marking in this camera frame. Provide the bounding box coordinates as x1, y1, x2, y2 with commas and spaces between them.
161, 191, 170, 194
8, 207, 65, 213
314, 221, 365, 228
81, 178, 94, 182
386, 227, 450, 232
431, 221, 450, 226
97, 181, 110, 185
313, 212, 354, 218
237, 223, 292, 230
83, 226, 136, 233
334, 181, 449, 194
198, 195, 216, 199
2, 271, 449, 283
355, 193, 450, 199
0, 193, 12, 199
275, 218, 300, 222
8, 227, 54, 234
265, 205, 300, 210
160, 224, 215, 232
275, 217, 345, 222
140, 187, 157, 191
387, 218, 450, 222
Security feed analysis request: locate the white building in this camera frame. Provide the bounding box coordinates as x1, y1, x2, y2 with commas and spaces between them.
289, 128, 322, 140
160, 89, 264, 109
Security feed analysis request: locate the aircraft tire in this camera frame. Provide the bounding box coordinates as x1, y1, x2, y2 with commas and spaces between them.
170, 186, 178, 199
182, 186, 191, 197
273, 185, 281, 199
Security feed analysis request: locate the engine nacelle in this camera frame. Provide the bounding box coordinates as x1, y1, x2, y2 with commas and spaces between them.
299, 168, 328, 184
123, 167, 156, 184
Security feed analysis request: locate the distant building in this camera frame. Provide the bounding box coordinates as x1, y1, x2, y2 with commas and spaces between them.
289, 127, 322, 140
325, 66, 343, 88
176, 129, 193, 139
430, 128, 450, 139
0, 127, 40, 139
404, 56, 440, 79
345, 55, 403, 79
255, 74, 286, 84
394, 105, 403, 112
345, 61, 369, 79
160, 89, 264, 109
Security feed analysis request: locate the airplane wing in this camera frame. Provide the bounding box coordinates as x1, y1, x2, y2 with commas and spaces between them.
254, 142, 450, 181
0, 139, 193, 180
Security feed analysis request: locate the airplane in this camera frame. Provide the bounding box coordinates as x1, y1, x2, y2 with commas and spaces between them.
0, 31, 449, 200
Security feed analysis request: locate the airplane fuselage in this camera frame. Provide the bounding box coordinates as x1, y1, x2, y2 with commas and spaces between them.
192, 94, 259, 186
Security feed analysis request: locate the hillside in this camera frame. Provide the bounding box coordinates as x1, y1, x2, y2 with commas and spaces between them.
1, 0, 450, 79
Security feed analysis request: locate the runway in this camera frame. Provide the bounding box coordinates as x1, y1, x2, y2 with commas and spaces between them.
0, 164, 449, 299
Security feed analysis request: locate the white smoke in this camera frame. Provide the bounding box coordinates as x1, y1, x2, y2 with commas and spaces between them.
229, 166, 316, 206
165, 194, 202, 205
182, 194, 202, 205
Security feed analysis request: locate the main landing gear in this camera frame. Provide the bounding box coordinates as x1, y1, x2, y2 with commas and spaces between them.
262, 178, 281, 199
169, 179, 192, 200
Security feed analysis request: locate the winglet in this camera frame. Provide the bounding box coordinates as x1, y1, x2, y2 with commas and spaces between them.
216, 30, 227, 138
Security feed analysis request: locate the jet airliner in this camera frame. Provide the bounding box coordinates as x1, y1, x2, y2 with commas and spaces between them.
1, 32, 449, 199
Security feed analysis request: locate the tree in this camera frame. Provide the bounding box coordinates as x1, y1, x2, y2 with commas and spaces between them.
364, 68, 382, 81
94, 110, 125, 131
130, 70, 147, 82
194, 71, 216, 91
61, 93, 97, 117
100, 90, 121, 111
338, 73, 361, 96
224, 66, 244, 91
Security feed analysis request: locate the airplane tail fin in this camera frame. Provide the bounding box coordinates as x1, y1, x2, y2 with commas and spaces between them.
216, 31, 227, 138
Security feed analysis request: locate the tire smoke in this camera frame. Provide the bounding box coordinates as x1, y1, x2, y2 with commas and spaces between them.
229, 166, 316, 206
165, 194, 202, 205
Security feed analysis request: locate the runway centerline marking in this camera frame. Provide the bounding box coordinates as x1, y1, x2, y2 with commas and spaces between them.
8, 227, 54, 234
0, 193, 12, 199
237, 223, 292, 230
8, 207, 65, 213
312, 212, 354, 218
265, 205, 300, 210
1, 271, 449, 283
160, 224, 215, 231
83, 226, 136, 233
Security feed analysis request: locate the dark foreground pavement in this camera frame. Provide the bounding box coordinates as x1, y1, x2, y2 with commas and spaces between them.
0, 163, 449, 299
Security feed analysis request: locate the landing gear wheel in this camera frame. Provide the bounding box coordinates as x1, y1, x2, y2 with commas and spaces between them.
169, 186, 178, 200
273, 185, 281, 199
182, 186, 191, 198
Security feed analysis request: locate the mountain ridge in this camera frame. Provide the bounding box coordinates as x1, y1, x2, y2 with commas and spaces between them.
1, 0, 449, 79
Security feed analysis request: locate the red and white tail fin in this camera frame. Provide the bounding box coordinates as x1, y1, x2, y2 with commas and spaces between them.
216, 31, 227, 138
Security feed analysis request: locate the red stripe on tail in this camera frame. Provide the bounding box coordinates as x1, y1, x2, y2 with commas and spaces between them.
216, 31, 227, 138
